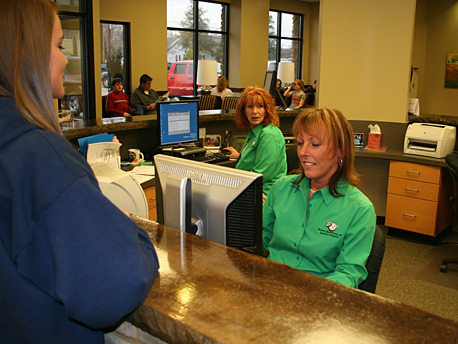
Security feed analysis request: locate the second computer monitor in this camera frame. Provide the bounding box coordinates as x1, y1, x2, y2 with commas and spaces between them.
157, 100, 199, 147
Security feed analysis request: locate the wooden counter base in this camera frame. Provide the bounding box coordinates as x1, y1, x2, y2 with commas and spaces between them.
128, 217, 458, 344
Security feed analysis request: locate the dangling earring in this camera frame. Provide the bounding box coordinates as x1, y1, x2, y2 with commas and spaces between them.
338, 156, 343, 167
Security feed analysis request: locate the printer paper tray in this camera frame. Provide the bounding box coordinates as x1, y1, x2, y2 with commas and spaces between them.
408, 145, 436, 152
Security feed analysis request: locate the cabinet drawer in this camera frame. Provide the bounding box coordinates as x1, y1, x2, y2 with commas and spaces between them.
385, 194, 437, 236
389, 161, 440, 183
144, 186, 156, 210
387, 177, 440, 201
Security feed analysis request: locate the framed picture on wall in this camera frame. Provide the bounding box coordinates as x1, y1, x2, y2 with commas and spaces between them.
445, 53, 458, 88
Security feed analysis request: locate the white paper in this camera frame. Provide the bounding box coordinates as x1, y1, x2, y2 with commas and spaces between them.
368, 124, 381, 134
87, 142, 121, 169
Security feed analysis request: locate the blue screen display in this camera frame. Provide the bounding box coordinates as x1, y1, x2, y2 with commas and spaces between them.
157, 100, 199, 146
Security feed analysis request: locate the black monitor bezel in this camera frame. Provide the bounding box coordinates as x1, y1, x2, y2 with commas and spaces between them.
156, 99, 200, 148
263, 70, 277, 98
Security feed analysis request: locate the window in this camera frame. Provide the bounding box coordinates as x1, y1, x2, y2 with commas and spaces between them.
100, 22, 131, 96
167, 0, 228, 97
56, 0, 95, 120
269, 10, 303, 83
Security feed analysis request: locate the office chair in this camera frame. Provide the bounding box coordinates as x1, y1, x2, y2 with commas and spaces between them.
285, 146, 300, 174
221, 96, 239, 110
441, 153, 458, 273
358, 225, 386, 293
198, 95, 222, 111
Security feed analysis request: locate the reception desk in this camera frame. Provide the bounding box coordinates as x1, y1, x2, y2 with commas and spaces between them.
126, 217, 458, 343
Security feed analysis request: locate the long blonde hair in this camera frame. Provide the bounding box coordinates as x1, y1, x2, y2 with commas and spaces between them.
0, 0, 61, 133
292, 108, 360, 197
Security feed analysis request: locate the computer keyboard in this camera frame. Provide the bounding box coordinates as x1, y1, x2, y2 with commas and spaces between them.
185, 152, 230, 164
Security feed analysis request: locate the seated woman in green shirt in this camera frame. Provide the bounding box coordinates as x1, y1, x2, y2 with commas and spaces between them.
224, 86, 287, 200
263, 108, 376, 288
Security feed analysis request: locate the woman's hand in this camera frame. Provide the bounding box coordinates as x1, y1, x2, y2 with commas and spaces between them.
223, 146, 240, 160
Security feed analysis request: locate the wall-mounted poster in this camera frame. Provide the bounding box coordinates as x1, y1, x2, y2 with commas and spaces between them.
445, 53, 458, 88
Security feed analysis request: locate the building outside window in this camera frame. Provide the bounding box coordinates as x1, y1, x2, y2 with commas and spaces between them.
269, 10, 303, 84
167, 0, 228, 97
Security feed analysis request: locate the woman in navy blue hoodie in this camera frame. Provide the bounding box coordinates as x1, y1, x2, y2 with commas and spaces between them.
0, 1, 159, 343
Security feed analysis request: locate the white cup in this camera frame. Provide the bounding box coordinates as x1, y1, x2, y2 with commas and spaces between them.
128, 149, 144, 165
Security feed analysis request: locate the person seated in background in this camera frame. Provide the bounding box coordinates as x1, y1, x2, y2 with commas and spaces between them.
106, 78, 143, 117
224, 86, 287, 202
284, 79, 307, 109
304, 80, 317, 106
211, 75, 233, 100
131, 74, 159, 115
263, 108, 376, 288
0, 0, 159, 342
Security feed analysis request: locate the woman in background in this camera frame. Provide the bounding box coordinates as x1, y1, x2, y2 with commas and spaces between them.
284, 79, 307, 109
211, 75, 233, 100
224, 86, 287, 200
263, 108, 376, 288
0, 1, 159, 342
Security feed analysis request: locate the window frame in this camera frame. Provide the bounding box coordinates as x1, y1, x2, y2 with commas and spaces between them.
100, 21, 132, 95
167, 0, 229, 95
57, 0, 96, 120
269, 9, 303, 80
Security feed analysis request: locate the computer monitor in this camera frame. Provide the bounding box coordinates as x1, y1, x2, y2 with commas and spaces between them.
154, 154, 264, 255
156, 100, 199, 147
263, 70, 277, 98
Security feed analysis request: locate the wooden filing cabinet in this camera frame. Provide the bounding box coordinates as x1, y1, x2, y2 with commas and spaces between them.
144, 186, 157, 222
385, 161, 454, 236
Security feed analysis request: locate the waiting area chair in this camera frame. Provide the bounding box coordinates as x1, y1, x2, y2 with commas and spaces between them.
441, 153, 458, 273
358, 225, 386, 293
198, 95, 222, 111
221, 96, 239, 110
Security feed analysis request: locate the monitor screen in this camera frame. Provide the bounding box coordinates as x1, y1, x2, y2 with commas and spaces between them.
263, 70, 277, 98
157, 100, 199, 147
154, 154, 264, 255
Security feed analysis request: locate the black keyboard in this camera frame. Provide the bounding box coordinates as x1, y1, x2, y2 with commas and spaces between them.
185, 152, 230, 164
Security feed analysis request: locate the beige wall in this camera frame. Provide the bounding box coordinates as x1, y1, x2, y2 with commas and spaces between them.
318, 0, 416, 122
413, 0, 458, 117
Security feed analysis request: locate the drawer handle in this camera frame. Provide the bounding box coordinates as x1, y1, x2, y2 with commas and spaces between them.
405, 187, 419, 192
149, 197, 156, 201
407, 170, 420, 175
403, 213, 417, 218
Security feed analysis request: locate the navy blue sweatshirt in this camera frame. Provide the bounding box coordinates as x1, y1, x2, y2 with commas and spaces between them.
0, 97, 159, 343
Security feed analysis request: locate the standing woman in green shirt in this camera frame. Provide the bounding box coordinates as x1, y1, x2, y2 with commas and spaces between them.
263, 108, 376, 288
224, 86, 287, 200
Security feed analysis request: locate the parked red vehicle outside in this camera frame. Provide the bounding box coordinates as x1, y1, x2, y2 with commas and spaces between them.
167, 60, 222, 97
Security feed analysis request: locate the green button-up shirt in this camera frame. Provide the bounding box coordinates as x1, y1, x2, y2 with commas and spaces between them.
263, 174, 376, 288
235, 123, 287, 196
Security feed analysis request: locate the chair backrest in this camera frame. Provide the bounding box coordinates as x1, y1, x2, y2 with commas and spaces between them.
358, 225, 386, 293
198, 95, 221, 110
286, 146, 300, 174
102, 94, 110, 118
221, 96, 239, 110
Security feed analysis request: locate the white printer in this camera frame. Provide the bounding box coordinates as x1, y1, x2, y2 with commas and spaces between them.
91, 163, 149, 218
404, 123, 456, 158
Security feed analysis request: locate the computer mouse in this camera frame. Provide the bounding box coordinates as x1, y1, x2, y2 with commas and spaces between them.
222, 148, 231, 155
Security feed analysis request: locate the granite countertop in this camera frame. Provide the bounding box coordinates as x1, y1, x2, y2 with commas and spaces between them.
129, 217, 458, 344
61, 110, 301, 141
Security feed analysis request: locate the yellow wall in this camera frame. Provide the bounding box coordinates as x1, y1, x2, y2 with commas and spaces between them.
99, 0, 168, 91
413, 0, 458, 116
318, 0, 416, 122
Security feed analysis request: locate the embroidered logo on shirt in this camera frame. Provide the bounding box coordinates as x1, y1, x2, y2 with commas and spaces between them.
326, 221, 338, 231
